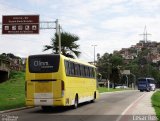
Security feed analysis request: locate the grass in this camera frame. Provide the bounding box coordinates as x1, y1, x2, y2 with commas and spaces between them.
0, 71, 25, 111
151, 90, 160, 121
98, 87, 131, 93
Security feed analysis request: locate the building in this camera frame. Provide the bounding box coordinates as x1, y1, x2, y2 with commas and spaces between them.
0, 58, 10, 83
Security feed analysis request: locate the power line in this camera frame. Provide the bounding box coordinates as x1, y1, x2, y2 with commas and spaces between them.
79, 48, 94, 61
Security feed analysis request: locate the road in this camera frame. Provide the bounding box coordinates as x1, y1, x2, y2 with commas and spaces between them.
0, 90, 156, 121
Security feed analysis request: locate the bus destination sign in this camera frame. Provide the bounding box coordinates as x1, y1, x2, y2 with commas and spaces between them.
2, 15, 39, 34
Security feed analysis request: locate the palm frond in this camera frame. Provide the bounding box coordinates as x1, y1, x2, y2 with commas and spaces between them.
43, 45, 53, 52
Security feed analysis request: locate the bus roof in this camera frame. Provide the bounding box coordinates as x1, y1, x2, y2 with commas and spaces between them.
138, 77, 155, 80
60, 54, 96, 68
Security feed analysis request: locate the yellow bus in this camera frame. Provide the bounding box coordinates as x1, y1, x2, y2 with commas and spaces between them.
25, 54, 98, 110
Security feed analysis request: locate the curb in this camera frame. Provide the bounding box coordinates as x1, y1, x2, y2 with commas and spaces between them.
0, 106, 34, 114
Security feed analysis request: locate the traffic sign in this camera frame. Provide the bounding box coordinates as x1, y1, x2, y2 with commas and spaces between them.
121, 70, 130, 75
2, 15, 39, 34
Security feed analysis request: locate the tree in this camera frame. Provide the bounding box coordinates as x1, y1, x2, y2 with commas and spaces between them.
109, 55, 124, 67
97, 53, 124, 88
109, 55, 124, 88
110, 67, 121, 88
0, 53, 20, 60
96, 53, 110, 79
43, 32, 81, 58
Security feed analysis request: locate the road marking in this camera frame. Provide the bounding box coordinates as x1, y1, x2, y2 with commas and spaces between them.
116, 93, 146, 121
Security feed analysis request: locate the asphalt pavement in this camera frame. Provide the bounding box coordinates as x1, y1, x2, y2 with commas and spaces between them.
0, 90, 157, 121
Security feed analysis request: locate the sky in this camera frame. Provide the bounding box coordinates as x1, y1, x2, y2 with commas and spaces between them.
0, 0, 160, 62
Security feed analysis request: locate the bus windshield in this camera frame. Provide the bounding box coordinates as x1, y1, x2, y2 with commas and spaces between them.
138, 79, 147, 84
29, 54, 60, 73
147, 79, 155, 84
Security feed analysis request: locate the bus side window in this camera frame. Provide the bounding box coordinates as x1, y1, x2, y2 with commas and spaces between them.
84, 66, 86, 77
85, 66, 89, 77
74, 63, 78, 76
77, 64, 81, 77
75, 64, 80, 77
92, 68, 95, 78
91, 68, 94, 78
68, 62, 72, 76
64, 60, 69, 75
71, 62, 75, 76
85, 66, 88, 78
87, 67, 90, 78
88, 67, 91, 78
89, 67, 92, 78
74, 63, 77, 76
80, 65, 84, 77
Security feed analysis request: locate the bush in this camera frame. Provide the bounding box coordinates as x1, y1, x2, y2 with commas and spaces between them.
152, 91, 160, 121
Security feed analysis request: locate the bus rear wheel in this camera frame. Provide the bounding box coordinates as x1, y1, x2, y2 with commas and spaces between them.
73, 95, 78, 109
91, 92, 96, 103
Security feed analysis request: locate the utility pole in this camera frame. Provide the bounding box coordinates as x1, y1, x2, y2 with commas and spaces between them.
92, 45, 97, 65
107, 60, 111, 91
58, 24, 61, 55
55, 19, 61, 54
55, 19, 59, 35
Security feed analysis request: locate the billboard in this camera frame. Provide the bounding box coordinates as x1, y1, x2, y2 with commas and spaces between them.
2, 15, 39, 34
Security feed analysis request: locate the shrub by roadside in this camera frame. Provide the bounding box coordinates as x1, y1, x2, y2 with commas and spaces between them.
151, 90, 160, 121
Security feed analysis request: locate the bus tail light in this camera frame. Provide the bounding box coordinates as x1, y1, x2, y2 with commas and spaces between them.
61, 80, 65, 97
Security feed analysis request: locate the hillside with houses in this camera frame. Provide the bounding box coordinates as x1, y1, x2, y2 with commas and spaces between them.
114, 40, 160, 69
97, 40, 160, 88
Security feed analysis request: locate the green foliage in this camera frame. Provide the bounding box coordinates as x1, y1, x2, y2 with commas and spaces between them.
97, 53, 124, 87
0, 53, 21, 59
97, 53, 110, 79
110, 55, 124, 67
151, 91, 160, 121
43, 32, 81, 58
0, 71, 25, 111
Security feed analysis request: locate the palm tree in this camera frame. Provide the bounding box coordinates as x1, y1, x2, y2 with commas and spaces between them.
43, 32, 81, 58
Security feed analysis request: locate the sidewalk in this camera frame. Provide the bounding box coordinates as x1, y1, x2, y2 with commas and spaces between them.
117, 91, 157, 121
131, 91, 156, 115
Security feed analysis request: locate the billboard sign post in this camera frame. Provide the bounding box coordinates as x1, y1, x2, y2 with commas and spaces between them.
2, 15, 39, 34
